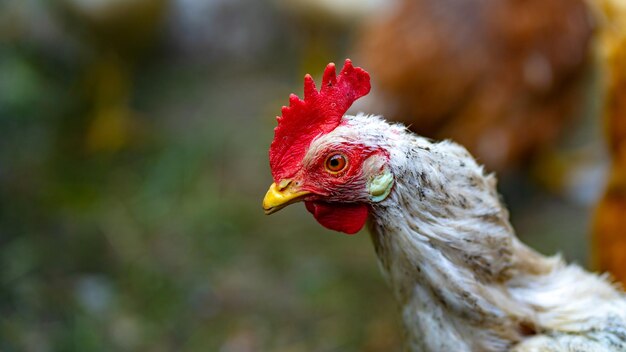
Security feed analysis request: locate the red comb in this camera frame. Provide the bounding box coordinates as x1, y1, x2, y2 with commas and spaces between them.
269, 59, 371, 182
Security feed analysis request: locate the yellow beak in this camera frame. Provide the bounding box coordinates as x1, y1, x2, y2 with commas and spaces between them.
263, 181, 311, 215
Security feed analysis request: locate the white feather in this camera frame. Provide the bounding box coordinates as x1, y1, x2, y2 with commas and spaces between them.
313, 114, 626, 352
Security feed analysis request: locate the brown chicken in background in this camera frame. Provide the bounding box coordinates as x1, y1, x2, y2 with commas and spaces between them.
357, 0, 626, 287
591, 0, 626, 286
356, 0, 594, 173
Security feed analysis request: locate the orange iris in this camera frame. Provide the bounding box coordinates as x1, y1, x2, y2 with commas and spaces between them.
325, 153, 348, 173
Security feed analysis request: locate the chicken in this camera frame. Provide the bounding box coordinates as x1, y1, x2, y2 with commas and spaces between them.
262, 60, 626, 351
355, 0, 593, 173
591, 0, 626, 285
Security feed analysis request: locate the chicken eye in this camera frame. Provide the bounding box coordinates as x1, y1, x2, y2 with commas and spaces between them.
325, 153, 348, 173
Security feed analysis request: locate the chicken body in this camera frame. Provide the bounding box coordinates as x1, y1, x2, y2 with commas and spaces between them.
340, 114, 626, 351
591, 0, 626, 287
357, 0, 593, 172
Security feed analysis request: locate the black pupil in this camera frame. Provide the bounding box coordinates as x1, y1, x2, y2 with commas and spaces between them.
330, 158, 340, 167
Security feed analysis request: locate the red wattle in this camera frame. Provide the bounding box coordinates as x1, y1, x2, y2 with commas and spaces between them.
304, 201, 369, 235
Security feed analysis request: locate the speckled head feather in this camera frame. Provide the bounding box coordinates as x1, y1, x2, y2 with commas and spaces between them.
269, 59, 371, 183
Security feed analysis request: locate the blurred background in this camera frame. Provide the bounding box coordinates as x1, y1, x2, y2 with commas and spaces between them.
1, 0, 623, 351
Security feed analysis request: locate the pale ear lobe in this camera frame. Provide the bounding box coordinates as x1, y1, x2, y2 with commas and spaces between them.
368, 168, 394, 202
363, 155, 394, 202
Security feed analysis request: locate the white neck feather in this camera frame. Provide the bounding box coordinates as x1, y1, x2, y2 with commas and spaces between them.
346, 115, 626, 352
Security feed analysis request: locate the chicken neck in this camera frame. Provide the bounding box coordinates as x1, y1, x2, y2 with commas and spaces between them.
367, 134, 556, 351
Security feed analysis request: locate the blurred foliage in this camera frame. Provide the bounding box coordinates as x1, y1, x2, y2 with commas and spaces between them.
0, 1, 401, 350
0, 0, 595, 351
